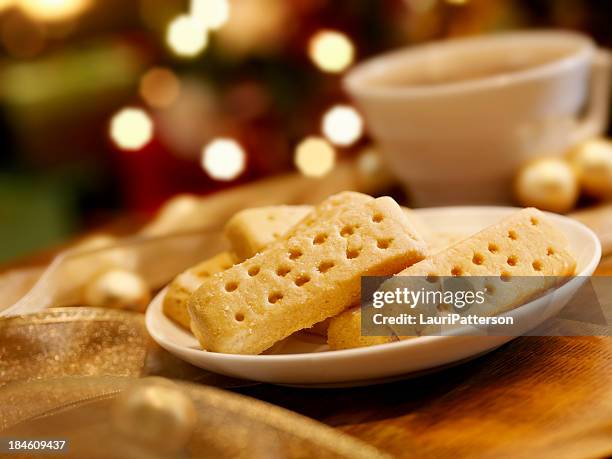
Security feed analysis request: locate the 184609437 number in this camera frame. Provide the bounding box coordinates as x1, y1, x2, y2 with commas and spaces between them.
2, 439, 69, 453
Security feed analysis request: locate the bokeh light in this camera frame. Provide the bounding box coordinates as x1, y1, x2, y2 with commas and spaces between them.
294, 137, 336, 177
322, 105, 363, 146
190, 0, 230, 30
139, 67, 181, 109
308, 30, 355, 73
201, 138, 246, 181
109, 108, 154, 151
445, 0, 469, 5
19, 0, 91, 22
166, 14, 208, 58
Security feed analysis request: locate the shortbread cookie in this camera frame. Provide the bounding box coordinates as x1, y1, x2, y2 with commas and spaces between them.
189, 192, 427, 354
408, 207, 575, 320
225, 206, 313, 260
328, 208, 576, 349
225, 204, 432, 261
163, 252, 236, 329
428, 232, 470, 254
327, 308, 405, 349
306, 210, 427, 339
167, 202, 429, 332
164, 206, 316, 329
394, 206, 575, 290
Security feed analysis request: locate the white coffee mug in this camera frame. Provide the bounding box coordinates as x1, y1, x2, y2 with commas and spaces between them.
345, 30, 611, 206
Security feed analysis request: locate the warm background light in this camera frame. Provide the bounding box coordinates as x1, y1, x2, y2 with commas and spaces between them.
308, 30, 355, 73
166, 14, 208, 58
1, 12, 46, 58
201, 138, 246, 181
294, 137, 335, 177
190, 0, 230, 30
322, 105, 363, 146
0, 0, 15, 13
7, 0, 607, 272
19, 0, 91, 22
139, 67, 181, 109
109, 108, 154, 151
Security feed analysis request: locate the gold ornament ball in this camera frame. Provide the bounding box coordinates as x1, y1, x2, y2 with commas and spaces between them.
357, 146, 394, 191
515, 158, 579, 213
568, 138, 612, 199
112, 379, 198, 453
84, 268, 151, 312
61, 234, 138, 288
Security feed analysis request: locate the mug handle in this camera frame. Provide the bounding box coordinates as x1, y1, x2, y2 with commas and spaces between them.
571, 48, 612, 145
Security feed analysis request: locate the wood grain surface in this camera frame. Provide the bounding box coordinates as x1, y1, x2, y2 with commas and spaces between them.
240, 335, 612, 459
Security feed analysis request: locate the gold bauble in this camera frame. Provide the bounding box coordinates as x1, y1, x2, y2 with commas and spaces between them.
56, 234, 139, 307
357, 146, 394, 191
83, 269, 150, 312
112, 378, 198, 454
61, 234, 138, 287
568, 138, 612, 199
514, 158, 579, 213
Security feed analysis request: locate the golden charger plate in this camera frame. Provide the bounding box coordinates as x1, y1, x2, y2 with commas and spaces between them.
0, 376, 389, 459
0, 308, 389, 458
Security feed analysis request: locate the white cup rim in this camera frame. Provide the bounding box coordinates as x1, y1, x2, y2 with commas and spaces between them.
344, 30, 595, 99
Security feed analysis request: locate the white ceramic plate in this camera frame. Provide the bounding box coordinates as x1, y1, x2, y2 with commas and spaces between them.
145, 207, 601, 387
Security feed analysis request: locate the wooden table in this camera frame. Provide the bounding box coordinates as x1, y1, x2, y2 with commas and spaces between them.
239, 337, 611, 459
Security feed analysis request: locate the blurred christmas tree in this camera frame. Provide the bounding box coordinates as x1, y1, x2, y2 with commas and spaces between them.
0, 0, 610, 261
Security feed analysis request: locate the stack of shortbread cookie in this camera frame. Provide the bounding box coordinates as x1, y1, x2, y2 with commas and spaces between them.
162, 192, 575, 354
